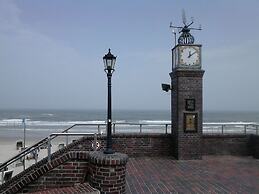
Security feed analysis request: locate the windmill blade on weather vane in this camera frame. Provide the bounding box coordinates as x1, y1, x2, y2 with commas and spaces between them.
169, 10, 202, 45
182, 9, 187, 25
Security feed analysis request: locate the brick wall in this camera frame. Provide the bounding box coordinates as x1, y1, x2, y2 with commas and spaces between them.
74, 133, 255, 157
72, 134, 173, 157
250, 134, 259, 158
112, 134, 173, 157
202, 135, 251, 156
19, 160, 88, 193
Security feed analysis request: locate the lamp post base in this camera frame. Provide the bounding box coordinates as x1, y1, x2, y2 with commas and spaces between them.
89, 151, 128, 194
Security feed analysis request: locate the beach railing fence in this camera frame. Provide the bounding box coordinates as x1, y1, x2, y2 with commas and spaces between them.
65, 123, 259, 135
1, 122, 259, 184
203, 123, 259, 135
111, 123, 171, 134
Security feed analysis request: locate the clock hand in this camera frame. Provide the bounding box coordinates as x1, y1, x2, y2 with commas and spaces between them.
188, 51, 197, 58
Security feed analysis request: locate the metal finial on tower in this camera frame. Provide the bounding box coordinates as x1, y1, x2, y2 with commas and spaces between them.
170, 10, 202, 45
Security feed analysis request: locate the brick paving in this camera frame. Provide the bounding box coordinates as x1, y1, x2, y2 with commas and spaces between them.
126, 156, 259, 194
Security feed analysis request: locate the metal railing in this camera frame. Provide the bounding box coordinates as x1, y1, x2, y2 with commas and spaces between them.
0, 122, 171, 173
0, 124, 102, 184
0, 122, 259, 184
111, 123, 171, 134
203, 123, 259, 135
110, 122, 259, 135
46, 132, 99, 161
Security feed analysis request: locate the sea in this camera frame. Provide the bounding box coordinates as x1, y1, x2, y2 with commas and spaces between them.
0, 109, 258, 141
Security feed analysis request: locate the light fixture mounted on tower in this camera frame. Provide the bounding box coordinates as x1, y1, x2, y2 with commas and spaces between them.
170, 10, 202, 46
161, 83, 172, 92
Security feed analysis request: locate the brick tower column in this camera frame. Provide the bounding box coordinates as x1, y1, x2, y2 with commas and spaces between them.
170, 70, 204, 160
89, 151, 128, 194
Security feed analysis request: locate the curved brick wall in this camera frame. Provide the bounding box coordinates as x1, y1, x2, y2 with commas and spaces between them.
89, 152, 128, 194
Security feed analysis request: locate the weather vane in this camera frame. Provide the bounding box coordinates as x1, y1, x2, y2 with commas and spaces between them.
170, 10, 202, 46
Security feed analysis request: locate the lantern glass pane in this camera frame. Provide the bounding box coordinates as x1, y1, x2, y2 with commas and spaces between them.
103, 59, 107, 69
107, 59, 112, 69
112, 58, 116, 69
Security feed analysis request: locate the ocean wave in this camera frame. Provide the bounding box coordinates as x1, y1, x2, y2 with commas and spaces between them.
0, 119, 24, 123
138, 120, 170, 124
0, 119, 106, 127
42, 113, 54, 117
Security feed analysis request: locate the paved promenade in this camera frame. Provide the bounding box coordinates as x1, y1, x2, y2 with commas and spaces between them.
126, 156, 259, 194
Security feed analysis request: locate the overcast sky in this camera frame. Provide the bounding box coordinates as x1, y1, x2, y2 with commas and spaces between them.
0, 0, 259, 111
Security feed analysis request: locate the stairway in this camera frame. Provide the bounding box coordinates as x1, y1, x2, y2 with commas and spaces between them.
0, 137, 100, 194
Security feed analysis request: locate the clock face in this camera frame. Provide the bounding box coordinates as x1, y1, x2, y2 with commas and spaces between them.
179, 46, 200, 66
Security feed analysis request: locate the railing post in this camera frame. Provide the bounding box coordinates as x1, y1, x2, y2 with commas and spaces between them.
140, 124, 142, 133
1, 170, 4, 184
221, 125, 224, 134
48, 137, 51, 162
22, 118, 26, 171
93, 133, 97, 151
256, 125, 259, 135
65, 131, 68, 146
113, 123, 116, 134
165, 124, 168, 134
244, 125, 247, 134
98, 125, 101, 134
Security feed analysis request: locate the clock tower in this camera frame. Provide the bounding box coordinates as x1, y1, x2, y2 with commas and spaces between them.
170, 16, 204, 160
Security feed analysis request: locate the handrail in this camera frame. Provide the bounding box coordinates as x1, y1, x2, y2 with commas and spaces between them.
47, 132, 100, 161
49, 132, 99, 136
0, 124, 104, 173
0, 138, 48, 172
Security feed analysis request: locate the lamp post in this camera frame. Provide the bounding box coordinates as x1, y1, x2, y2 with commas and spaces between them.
103, 49, 116, 154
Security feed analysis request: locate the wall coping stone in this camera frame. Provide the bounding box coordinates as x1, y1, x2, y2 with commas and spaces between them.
89, 151, 128, 166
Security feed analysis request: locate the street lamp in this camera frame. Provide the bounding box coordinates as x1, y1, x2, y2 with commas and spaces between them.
103, 49, 116, 154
